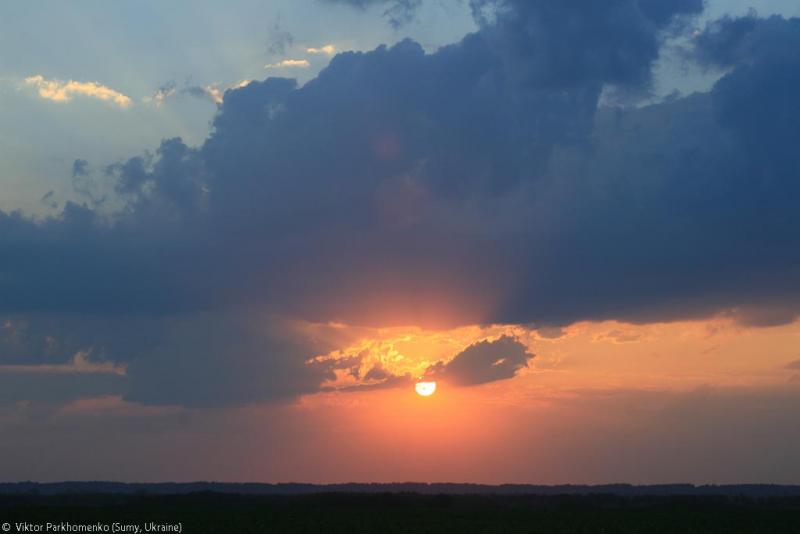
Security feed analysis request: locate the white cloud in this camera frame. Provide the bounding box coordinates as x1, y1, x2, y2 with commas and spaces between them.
145, 80, 252, 106
24, 75, 132, 107
264, 59, 310, 69
143, 82, 177, 107
203, 85, 224, 105
203, 80, 252, 104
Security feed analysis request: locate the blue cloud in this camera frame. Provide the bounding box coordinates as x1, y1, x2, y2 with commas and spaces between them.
3, 3, 800, 406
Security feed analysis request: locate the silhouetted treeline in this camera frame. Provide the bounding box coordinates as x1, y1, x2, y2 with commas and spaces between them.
3, 481, 800, 496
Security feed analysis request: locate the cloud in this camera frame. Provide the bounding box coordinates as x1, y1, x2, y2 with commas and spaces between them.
0, 350, 125, 375
306, 44, 336, 55
785, 360, 800, 370
24, 75, 132, 107
321, 0, 421, 29
0, 350, 126, 406
201, 86, 225, 104
147, 82, 177, 107
123, 313, 337, 408
533, 325, 567, 339
3, 1, 711, 327
145, 80, 252, 106
40, 190, 58, 210
593, 330, 642, 344
692, 12, 762, 69
364, 364, 391, 381
329, 371, 415, 392
72, 159, 89, 177
267, 19, 294, 56
472, 0, 702, 91
184, 84, 225, 105
4, 4, 800, 407
264, 59, 310, 69
426, 336, 533, 386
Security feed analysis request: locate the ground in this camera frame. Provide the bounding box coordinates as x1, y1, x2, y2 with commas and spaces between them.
2, 492, 800, 533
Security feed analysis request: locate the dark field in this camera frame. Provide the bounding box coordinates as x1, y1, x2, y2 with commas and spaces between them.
2, 492, 800, 533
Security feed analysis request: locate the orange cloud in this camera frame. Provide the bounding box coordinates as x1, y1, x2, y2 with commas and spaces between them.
24, 75, 132, 107
306, 44, 336, 55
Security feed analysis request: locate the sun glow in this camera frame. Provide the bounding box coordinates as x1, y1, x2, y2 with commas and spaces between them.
415, 381, 436, 397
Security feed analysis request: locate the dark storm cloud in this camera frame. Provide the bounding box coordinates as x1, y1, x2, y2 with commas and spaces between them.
0, 349, 125, 406
3, 3, 800, 406
471, 0, 703, 90
0, 370, 124, 406
426, 335, 533, 386
124, 314, 339, 408
0, 315, 164, 366
0, 0, 705, 321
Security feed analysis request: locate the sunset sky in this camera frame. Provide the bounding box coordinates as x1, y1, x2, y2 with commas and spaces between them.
2, 0, 800, 484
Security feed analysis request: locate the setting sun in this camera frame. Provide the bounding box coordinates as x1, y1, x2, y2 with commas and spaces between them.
415, 381, 437, 397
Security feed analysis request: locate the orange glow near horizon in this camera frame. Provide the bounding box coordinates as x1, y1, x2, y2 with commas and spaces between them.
303, 316, 800, 398
273, 313, 800, 483
34, 317, 800, 484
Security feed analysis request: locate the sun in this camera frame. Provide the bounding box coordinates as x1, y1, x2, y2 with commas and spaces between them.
415, 381, 436, 397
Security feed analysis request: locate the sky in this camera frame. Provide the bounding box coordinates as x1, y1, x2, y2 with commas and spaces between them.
2, 0, 800, 484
